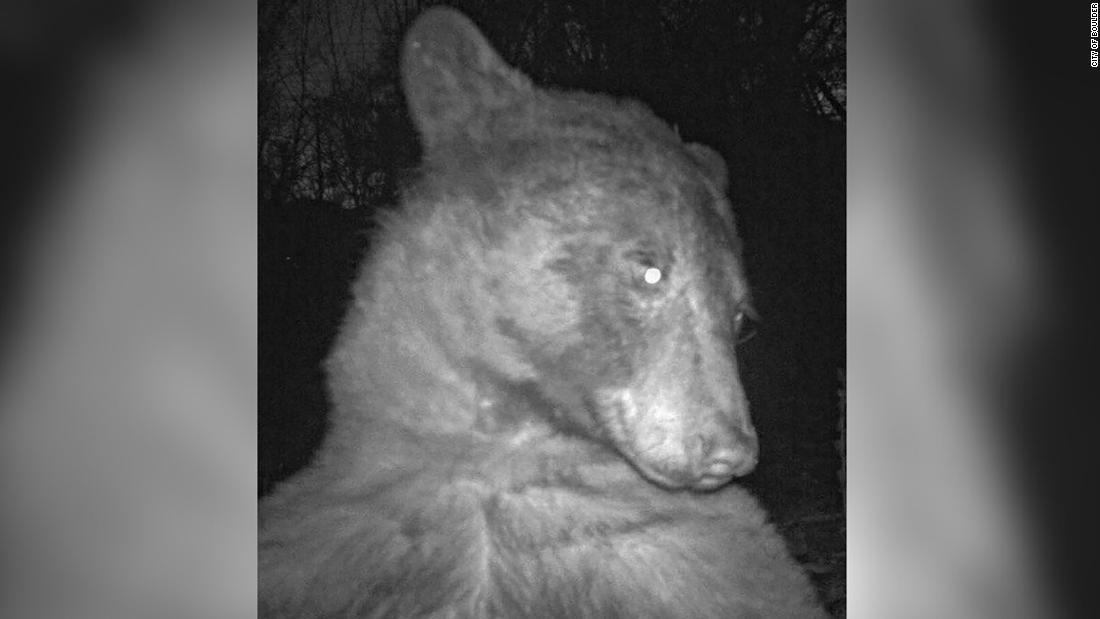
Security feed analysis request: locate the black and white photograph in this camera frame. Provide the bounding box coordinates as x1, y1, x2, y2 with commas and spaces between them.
0, 0, 1090, 617
257, 2, 843, 616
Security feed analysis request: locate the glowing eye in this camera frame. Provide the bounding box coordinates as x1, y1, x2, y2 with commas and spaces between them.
643, 267, 662, 284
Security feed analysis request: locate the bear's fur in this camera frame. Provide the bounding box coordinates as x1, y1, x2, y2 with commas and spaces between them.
259, 7, 826, 618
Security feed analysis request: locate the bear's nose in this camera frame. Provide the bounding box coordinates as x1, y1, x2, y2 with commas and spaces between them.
692, 429, 758, 489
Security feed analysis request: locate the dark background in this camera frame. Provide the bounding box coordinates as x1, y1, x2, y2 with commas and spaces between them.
259, 0, 845, 613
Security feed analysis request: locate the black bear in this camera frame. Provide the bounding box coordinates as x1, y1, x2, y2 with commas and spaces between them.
260, 7, 826, 618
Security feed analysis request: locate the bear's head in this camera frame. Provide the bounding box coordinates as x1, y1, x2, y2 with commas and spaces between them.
398, 8, 758, 491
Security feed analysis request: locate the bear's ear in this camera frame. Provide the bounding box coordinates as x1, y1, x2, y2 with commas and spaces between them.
686, 143, 734, 226
401, 8, 532, 148
685, 143, 729, 194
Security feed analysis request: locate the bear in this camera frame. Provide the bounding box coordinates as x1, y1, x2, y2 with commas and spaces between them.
259, 7, 827, 618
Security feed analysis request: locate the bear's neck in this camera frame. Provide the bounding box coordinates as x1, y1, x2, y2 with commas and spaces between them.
318, 224, 554, 464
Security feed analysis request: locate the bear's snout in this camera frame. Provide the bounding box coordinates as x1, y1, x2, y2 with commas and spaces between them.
691, 425, 758, 490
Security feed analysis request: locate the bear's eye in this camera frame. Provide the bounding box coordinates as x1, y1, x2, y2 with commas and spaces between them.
626, 251, 668, 288
642, 266, 663, 285
733, 307, 759, 344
